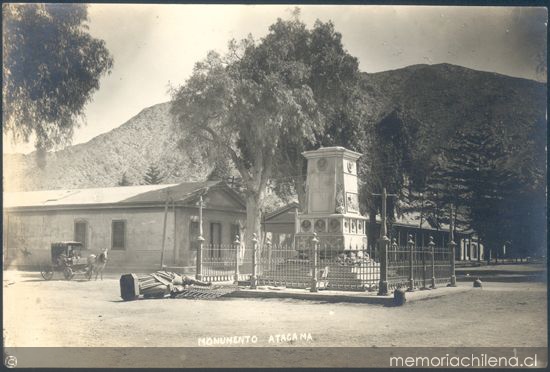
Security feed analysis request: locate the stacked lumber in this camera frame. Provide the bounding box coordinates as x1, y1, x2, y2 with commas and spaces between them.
171, 284, 239, 300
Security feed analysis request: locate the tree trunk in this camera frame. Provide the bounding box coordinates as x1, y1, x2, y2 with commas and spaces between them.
296, 179, 306, 211
244, 191, 264, 259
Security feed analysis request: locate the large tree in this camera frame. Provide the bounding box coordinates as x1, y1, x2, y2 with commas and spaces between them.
260, 18, 368, 209
171, 17, 363, 248
3, 3, 113, 152
423, 110, 545, 259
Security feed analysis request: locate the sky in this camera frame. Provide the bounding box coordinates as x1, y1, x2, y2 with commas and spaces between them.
3, 5, 547, 154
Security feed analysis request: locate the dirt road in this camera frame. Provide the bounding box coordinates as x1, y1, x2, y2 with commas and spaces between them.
3, 270, 547, 348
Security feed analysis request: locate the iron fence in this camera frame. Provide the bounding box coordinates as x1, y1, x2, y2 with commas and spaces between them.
257, 244, 312, 288
196, 236, 453, 293
386, 244, 450, 291
432, 246, 452, 286
200, 244, 251, 282
318, 243, 379, 291
255, 243, 380, 291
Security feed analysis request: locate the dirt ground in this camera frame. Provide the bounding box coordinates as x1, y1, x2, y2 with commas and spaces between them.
3, 270, 547, 348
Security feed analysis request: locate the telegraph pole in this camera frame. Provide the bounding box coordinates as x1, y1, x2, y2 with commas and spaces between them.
372, 188, 398, 239
373, 187, 397, 296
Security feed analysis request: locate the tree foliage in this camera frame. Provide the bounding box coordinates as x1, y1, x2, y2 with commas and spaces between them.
206, 154, 235, 181
3, 3, 113, 151
421, 113, 546, 258
171, 16, 364, 247
143, 165, 164, 185
117, 172, 131, 186
266, 19, 368, 208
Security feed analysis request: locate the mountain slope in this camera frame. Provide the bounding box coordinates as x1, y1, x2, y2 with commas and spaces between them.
3, 102, 210, 191
3, 63, 546, 192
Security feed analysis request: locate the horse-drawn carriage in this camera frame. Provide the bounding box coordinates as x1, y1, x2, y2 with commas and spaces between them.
40, 241, 93, 280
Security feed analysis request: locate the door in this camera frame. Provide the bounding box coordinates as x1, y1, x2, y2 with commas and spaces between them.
187, 221, 200, 266
210, 222, 222, 258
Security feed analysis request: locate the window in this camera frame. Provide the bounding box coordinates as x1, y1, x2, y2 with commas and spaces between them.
74, 221, 88, 249
112, 220, 126, 250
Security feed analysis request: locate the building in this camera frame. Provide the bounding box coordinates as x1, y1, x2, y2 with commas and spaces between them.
262, 202, 299, 247
3, 181, 246, 271
263, 203, 483, 261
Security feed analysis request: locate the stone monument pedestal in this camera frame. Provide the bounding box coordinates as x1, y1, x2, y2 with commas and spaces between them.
294, 147, 368, 256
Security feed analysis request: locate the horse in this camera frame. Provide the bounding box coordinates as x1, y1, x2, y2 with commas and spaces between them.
87, 248, 108, 280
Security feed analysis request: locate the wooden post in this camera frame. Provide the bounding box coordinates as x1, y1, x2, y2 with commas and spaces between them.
408, 234, 415, 291
172, 200, 177, 264
195, 195, 205, 281
233, 235, 240, 284
449, 204, 457, 287
310, 233, 319, 293
160, 195, 169, 270
377, 235, 390, 296
429, 235, 436, 289
250, 233, 258, 289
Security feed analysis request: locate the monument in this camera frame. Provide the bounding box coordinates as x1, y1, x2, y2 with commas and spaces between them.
294, 146, 368, 255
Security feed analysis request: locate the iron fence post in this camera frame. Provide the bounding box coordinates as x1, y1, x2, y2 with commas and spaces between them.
391, 238, 398, 261
250, 233, 258, 289
377, 235, 390, 296
449, 240, 457, 286
196, 236, 204, 281
234, 235, 240, 284
421, 240, 428, 290
408, 234, 415, 291
429, 236, 436, 289
310, 233, 319, 293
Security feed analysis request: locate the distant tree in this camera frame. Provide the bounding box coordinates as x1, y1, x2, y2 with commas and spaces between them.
424, 122, 537, 260
359, 109, 423, 242
2, 4, 113, 153
117, 172, 131, 186
143, 165, 164, 185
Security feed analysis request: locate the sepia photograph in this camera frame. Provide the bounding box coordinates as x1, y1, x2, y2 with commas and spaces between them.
2, 3, 547, 368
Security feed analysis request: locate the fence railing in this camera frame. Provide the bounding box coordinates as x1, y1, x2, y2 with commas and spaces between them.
257, 244, 311, 289
386, 244, 450, 291
318, 243, 380, 291
200, 243, 251, 282
194, 234, 454, 294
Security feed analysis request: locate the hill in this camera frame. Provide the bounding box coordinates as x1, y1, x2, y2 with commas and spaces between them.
3, 63, 546, 192
360, 63, 546, 151
3, 102, 211, 191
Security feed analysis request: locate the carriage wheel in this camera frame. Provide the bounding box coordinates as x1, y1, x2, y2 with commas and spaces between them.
63, 267, 75, 280
40, 265, 54, 280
